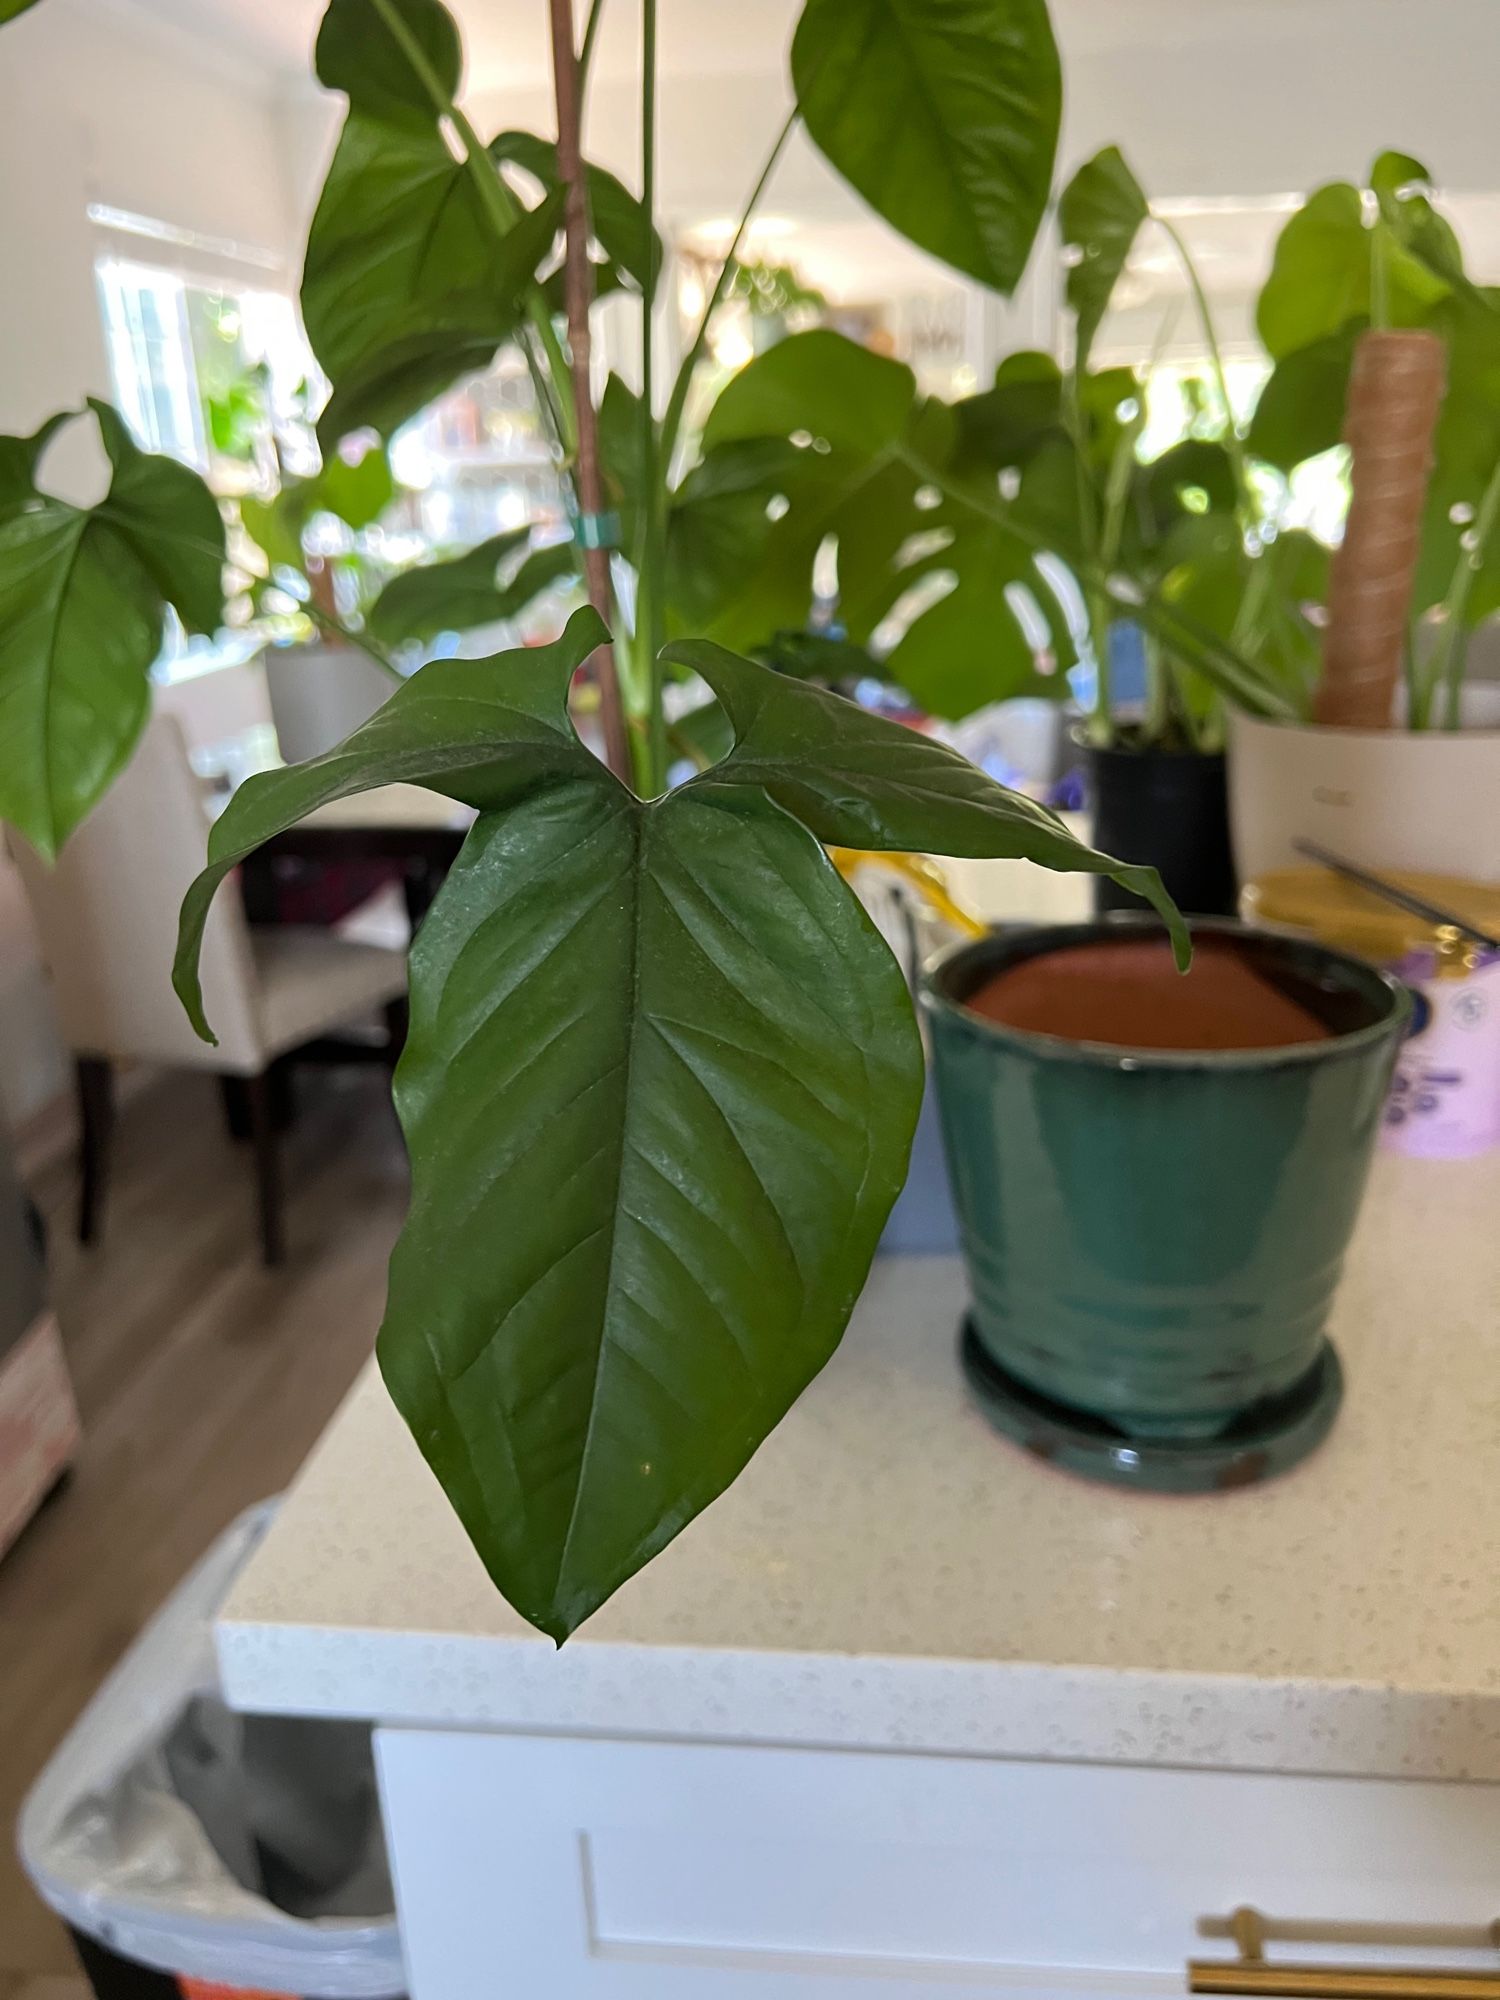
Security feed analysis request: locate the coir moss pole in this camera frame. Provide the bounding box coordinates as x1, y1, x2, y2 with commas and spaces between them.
1314, 328, 1446, 728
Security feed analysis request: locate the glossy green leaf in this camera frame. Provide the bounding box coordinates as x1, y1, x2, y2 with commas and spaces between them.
703, 330, 916, 455
368, 533, 577, 646
792, 0, 1060, 293
663, 637, 1188, 959
305, 0, 563, 446
315, 0, 460, 121
1059, 146, 1150, 370
379, 775, 923, 1640
491, 129, 661, 301
1246, 326, 1358, 472
0, 404, 225, 856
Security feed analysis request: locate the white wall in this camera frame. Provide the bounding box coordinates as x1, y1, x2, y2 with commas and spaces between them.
0, 0, 302, 1129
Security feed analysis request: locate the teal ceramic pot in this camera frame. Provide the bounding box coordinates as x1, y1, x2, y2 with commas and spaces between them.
923, 918, 1409, 1442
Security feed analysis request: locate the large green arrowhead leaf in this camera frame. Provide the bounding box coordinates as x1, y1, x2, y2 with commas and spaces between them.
305, 0, 563, 445
0, 403, 225, 856
174, 609, 608, 1038
703, 330, 916, 455
1059, 146, 1150, 371
791, 0, 1060, 293
378, 778, 923, 1640
663, 638, 1187, 959
367, 533, 576, 647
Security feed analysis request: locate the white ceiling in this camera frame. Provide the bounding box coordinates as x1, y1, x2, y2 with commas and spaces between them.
115, 0, 1376, 92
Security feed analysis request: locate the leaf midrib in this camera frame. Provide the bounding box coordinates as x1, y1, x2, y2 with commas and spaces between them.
549, 792, 649, 1611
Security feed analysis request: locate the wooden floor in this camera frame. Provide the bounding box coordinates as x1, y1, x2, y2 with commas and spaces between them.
0, 1067, 410, 1996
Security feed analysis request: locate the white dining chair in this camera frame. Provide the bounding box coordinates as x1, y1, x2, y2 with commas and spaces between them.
8, 715, 409, 1266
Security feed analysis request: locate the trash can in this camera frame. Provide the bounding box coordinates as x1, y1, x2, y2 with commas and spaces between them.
18, 1503, 407, 2000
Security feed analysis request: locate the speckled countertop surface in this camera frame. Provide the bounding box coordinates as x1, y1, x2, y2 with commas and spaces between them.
218, 1151, 1500, 1781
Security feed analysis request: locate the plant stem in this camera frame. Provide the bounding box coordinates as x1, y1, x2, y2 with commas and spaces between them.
299, 596, 403, 681
1371, 221, 1392, 332
367, 0, 575, 456
637, 0, 667, 793
1428, 448, 1500, 730
547, 0, 633, 785
579, 0, 607, 82
1156, 215, 1254, 518
658, 110, 797, 478
1061, 371, 1112, 744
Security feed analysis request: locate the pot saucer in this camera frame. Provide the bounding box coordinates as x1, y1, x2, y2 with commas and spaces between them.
959, 1318, 1342, 1493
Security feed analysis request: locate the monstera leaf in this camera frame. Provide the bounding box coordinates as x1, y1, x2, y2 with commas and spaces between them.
1059, 146, 1150, 371
305, 0, 563, 445
0, 401, 224, 856
792, 0, 1061, 293
176, 607, 1181, 1640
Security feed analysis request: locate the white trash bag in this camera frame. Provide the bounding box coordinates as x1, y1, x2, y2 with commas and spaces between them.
18, 1502, 406, 1998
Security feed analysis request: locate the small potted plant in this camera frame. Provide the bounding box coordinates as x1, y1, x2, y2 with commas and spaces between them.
1229, 154, 1500, 885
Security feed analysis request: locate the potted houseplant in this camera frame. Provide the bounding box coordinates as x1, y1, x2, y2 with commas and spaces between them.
690, 144, 1317, 917
1229, 153, 1500, 884
0, 0, 1192, 1643
923, 915, 1409, 1488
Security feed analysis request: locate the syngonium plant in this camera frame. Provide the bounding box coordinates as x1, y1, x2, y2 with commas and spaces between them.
1, 0, 1188, 1641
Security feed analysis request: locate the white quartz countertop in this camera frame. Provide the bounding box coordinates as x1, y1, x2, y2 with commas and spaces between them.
218, 1151, 1500, 1782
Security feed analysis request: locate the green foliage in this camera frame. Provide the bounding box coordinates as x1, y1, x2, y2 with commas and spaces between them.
0, 402, 224, 856
305, 0, 564, 447
704, 328, 916, 455
490, 130, 662, 301
0, 0, 44, 19
1059, 147, 1149, 372
368, 532, 576, 646
176, 609, 1178, 1637
791, 0, 1061, 293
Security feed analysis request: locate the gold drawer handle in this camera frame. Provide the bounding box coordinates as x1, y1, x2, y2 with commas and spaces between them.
1189, 1908, 1500, 2000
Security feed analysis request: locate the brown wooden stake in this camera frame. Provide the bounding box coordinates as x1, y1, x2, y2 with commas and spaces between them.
1314, 327, 1447, 728
547, 0, 633, 784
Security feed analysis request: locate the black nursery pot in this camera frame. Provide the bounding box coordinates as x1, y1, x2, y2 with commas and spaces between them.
1085, 741, 1238, 917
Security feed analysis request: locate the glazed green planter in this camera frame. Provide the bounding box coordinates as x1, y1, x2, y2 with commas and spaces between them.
923, 919, 1409, 1448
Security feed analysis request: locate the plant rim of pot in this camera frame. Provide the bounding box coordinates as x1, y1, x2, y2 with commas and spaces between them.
921, 914, 1411, 1074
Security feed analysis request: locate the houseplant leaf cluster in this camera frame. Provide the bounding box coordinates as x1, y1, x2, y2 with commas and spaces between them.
3, 0, 1186, 1640
174, 605, 1180, 1640
0, 400, 225, 857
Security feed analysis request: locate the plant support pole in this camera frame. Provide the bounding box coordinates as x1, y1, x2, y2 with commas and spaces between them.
548, 0, 633, 785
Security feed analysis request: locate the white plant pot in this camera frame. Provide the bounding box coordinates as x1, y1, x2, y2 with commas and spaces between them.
263, 643, 395, 765
1228, 708, 1500, 885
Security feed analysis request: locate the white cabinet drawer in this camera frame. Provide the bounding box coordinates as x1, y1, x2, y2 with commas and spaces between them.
376, 1729, 1500, 2000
